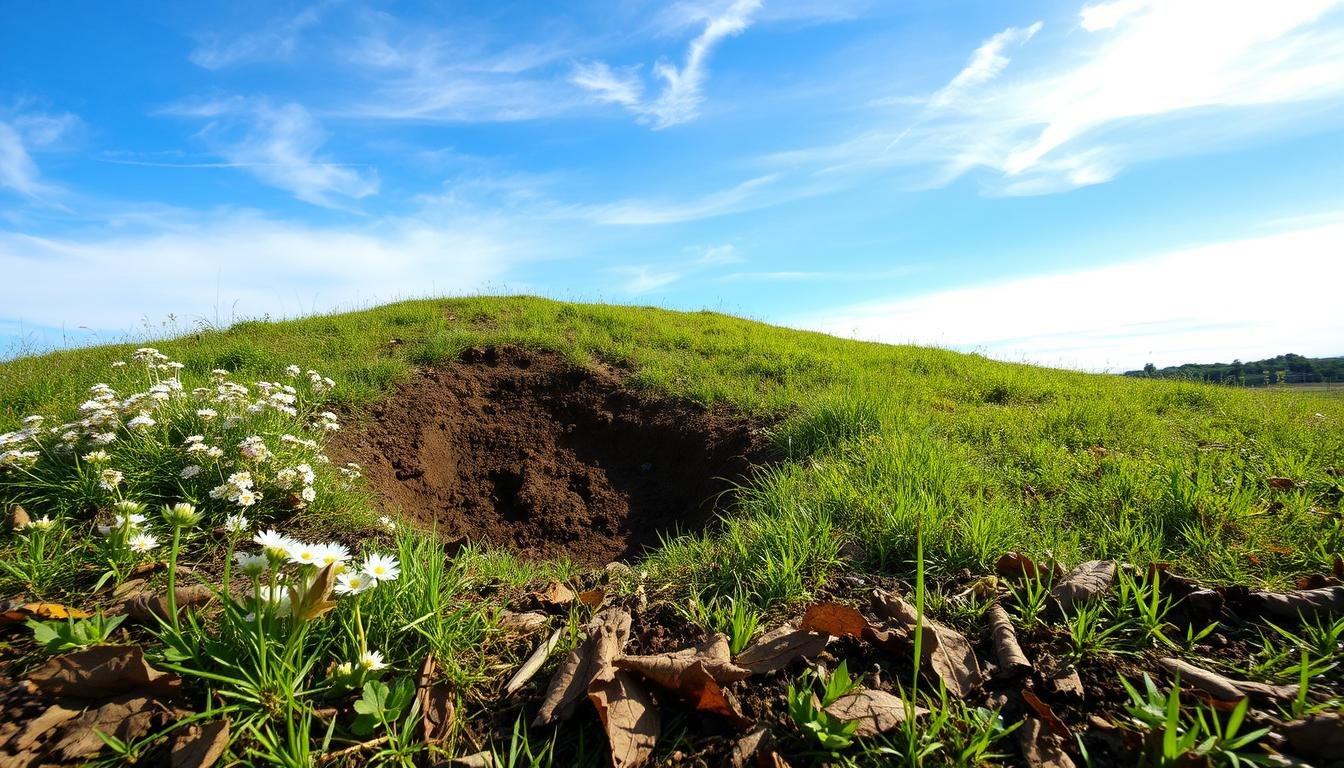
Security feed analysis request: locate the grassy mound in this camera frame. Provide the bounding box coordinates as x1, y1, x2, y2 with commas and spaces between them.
1, 296, 1340, 767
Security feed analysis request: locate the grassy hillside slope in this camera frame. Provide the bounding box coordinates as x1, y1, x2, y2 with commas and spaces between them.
5, 296, 1340, 589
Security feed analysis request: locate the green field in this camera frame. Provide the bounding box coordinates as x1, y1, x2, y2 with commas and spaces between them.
1, 296, 1341, 767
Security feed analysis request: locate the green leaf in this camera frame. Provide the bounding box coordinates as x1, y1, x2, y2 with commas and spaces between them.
26, 619, 61, 648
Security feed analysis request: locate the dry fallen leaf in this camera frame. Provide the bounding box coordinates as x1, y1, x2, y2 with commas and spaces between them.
734, 625, 828, 674
799, 602, 908, 655
417, 654, 456, 746
1281, 712, 1344, 762
171, 719, 230, 768
534, 608, 631, 726
1158, 658, 1297, 702
995, 552, 1041, 580
7, 704, 80, 753
589, 670, 659, 768
1021, 690, 1072, 741
1051, 560, 1116, 613
499, 610, 549, 634
870, 590, 983, 699
1018, 716, 1076, 768
6, 504, 30, 530
0, 602, 92, 624
731, 726, 771, 768
578, 588, 606, 608
27, 644, 181, 699
531, 581, 576, 608
116, 585, 215, 623
1267, 476, 1297, 490
985, 603, 1031, 678
1044, 665, 1084, 701
53, 694, 165, 762
824, 688, 928, 738
451, 752, 497, 768
616, 635, 753, 729
617, 634, 750, 685
505, 628, 563, 696
1250, 586, 1344, 619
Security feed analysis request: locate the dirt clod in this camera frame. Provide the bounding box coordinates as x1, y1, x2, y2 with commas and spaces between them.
334, 347, 767, 564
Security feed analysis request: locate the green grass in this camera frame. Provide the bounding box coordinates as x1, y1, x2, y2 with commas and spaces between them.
4, 295, 1342, 596
2, 295, 1343, 766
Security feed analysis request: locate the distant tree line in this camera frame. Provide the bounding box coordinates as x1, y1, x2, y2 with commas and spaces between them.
1124, 353, 1344, 386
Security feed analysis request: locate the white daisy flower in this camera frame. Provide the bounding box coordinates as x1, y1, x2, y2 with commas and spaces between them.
334, 571, 372, 595
358, 649, 388, 671
233, 552, 269, 576
254, 529, 295, 560
82, 450, 111, 464
287, 540, 320, 566
315, 542, 350, 568
224, 513, 250, 534
361, 553, 400, 583
235, 489, 259, 507
127, 532, 159, 553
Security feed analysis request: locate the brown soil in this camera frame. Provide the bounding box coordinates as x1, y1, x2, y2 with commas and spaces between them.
331, 346, 771, 565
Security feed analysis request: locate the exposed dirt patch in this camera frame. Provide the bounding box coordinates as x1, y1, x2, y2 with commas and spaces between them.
332, 346, 770, 565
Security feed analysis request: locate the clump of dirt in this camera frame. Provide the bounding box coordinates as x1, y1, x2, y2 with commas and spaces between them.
333, 346, 770, 565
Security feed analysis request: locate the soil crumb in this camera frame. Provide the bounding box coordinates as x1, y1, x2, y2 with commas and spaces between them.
333, 346, 769, 565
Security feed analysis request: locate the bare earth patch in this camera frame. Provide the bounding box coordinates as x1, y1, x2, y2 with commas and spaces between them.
332, 346, 770, 565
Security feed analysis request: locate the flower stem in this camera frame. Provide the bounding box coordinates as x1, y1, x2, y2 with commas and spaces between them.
166, 527, 182, 632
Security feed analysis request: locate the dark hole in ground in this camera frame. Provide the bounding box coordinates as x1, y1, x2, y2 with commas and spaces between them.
332, 346, 771, 565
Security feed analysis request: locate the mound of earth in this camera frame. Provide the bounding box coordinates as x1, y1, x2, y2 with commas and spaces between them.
333, 346, 769, 565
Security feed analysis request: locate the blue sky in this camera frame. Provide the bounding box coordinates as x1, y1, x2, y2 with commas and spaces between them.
3, 0, 1343, 370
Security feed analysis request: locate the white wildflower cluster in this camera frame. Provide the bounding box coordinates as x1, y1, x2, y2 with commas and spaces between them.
272, 462, 318, 503
242, 528, 399, 589
2, 352, 350, 537
183, 435, 226, 461
307, 370, 335, 394
96, 500, 160, 554
0, 449, 40, 469
210, 471, 260, 507
238, 435, 273, 463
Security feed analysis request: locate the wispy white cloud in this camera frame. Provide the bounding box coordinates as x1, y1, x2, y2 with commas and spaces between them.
611, 242, 742, 294
0, 210, 526, 332
580, 174, 781, 225
164, 97, 378, 208
612, 265, 684, 294
189, 4, 328, 70
798, 220, 1344, 371
928, 22, 1042, 109
570, 61, 645, 108
0, 123, 45, 198
573, 0, 762, 128
0, 109, 78, 199
769, 0, 1344, 196
690, 243, 741, 265
339, 22, 579, 122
